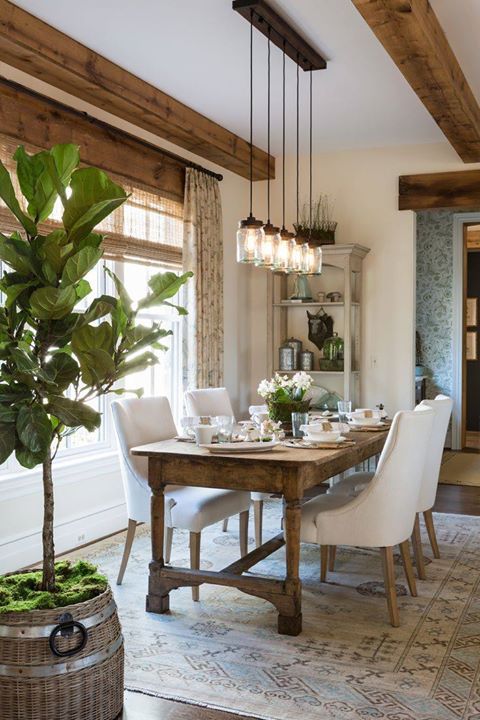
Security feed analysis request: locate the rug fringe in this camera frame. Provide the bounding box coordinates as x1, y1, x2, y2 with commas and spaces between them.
125, 685, 275, 720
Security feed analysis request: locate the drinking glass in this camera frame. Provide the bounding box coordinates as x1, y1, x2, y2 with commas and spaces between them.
215, 415, 234, 443
337, 400, 352, 425
292, 412, 309, 438
180, 416, 199, 439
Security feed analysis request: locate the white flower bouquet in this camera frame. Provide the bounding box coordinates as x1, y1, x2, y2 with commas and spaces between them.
257, 373, 313, 426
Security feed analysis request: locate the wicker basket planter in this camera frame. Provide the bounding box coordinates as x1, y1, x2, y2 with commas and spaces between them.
0, 587, 124, 720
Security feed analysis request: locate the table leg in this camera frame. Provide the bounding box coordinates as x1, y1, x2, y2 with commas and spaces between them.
278, 497, 302, 636
146, 460, 170, 613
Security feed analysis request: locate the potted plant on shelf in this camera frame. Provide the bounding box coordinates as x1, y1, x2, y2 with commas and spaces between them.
258, 372, 313, 431
294, 194, 337, 245
0, 143, 191, 720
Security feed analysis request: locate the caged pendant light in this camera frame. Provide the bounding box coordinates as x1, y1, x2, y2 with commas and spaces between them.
236, 8, 265, 264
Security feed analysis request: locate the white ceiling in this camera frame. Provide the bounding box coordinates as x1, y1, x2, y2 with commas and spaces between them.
9, 0, 479, 156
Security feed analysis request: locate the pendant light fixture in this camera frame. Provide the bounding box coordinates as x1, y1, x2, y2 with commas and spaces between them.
290, 58, 304, 274
306, 66, 323, 275
258, 24, 280, 268
274, 40, 294, 272
236, 8, 265, 264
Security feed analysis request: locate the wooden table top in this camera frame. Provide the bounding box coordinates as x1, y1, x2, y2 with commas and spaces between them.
131, 432, 388, 468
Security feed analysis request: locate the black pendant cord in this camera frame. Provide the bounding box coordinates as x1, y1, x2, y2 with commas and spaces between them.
309, 66, 313, 241
282, 40, 286, 230
296, 56, 300, 229
266, 24, 271, 224
249, 8, 254, 217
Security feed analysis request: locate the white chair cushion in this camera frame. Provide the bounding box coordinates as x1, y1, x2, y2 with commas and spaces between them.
327, 471, 374, 497
300, 494, 352, 544
417, 395, 452, 512
167, 486, 251, 533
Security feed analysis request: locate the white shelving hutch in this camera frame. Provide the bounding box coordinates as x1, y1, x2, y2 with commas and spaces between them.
267, 244, 370, 407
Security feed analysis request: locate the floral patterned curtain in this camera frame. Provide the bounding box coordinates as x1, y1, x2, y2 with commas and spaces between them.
183, 168, 224, 389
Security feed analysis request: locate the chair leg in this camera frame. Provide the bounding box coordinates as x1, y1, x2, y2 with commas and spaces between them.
399, 540, 417, 597
253, 499, 263, 548
329, 546, 337, 572
165, 526, 173, 565
423, 509, 440, 559
380, 546, 400, 627
239, 510, 249, 557
320, 546, 329, 582
411, 513, 427, 580
222, 518, 229, 532
189, 531, 201, 602
116, 519, 137, 585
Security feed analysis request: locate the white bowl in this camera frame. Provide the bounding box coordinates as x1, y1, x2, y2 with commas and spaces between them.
300, 423, 343, 442
348, 410, 381, 426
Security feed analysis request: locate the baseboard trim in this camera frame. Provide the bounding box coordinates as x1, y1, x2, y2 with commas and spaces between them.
0, 502, 127, 574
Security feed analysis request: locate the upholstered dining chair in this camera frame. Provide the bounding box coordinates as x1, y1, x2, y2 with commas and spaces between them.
185, 388, 269, 547
111, 396, 251, 600
327, 395, 452, 578
300, 408, 434, 626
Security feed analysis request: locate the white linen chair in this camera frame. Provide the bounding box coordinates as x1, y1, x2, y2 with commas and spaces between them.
112, 396, 251, 600
327, 395, 452, 578
300, 408, 434, 626
185, 388, 269, 547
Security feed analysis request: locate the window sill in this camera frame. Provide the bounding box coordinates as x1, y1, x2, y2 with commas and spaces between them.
0, 449, 121, 502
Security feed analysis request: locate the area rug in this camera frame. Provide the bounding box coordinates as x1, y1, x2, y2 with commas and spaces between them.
77, 503, 480, 720
440, 451, 480, 487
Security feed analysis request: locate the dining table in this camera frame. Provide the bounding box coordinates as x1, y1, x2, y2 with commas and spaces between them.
131, 429, 388, 636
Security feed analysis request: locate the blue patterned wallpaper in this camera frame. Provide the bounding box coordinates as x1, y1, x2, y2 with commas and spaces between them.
416, 210, 454, 398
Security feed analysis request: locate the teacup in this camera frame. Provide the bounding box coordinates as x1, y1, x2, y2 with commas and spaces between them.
194, 424, 218, 445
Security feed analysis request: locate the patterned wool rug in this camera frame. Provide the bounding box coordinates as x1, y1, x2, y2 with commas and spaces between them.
78, 502, 480, 720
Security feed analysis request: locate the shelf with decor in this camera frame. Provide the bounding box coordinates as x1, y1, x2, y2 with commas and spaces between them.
267, 243, 370, 410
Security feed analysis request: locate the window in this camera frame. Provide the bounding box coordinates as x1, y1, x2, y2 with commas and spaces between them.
0, 134, 185, 474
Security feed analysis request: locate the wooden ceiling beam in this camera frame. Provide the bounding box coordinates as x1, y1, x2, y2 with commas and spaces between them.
351, 0, 480, 163
399, 169, 480, 210
0, 77, 186, 202
0, 0, 274, 181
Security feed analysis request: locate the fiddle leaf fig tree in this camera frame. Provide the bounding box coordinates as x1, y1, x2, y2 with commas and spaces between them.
0, 144, 192, 592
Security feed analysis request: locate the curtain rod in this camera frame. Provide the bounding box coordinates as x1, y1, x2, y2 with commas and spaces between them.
2, 77, 223, 183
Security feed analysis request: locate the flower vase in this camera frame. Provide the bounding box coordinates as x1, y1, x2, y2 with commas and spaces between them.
267, 399, 311, 434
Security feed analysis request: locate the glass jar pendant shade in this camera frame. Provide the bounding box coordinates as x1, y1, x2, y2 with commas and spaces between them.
275, 227, 294, 271
237, 8, 264, 265
237, 216, 264, 264
259, 222, 280, 268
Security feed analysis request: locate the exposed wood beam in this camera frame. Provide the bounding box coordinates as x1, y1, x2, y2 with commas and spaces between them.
0, 0, 274, 181
399, 170, 480, 210
351, 0, 480, 163
0, 77, 186, 202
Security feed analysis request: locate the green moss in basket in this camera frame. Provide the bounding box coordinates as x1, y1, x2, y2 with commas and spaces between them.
0, 560, 108, 613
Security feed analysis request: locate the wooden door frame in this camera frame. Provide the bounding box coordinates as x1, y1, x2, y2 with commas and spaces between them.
452, 213, 480, 449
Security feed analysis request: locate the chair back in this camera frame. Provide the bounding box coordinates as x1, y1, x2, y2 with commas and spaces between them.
184, 387, 235, 419
111, 396, 177, 522
349, 407, 434, 546
416, 394, 453, 512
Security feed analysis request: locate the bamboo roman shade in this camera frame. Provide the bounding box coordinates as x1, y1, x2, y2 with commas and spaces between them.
0, 135, 183, 267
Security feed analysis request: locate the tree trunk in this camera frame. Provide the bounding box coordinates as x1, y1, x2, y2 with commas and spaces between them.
41, 446, 56, 592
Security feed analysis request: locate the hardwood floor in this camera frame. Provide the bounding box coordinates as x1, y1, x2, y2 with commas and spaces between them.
118, 483, 479, 720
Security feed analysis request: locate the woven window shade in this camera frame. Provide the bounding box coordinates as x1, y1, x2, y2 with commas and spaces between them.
0, 135, 183, 267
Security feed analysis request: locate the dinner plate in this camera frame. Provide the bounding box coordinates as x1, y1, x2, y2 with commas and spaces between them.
200, 440, 279, 453
348, 419, 384, 427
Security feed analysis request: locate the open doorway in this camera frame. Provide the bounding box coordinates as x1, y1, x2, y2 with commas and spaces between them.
463, 225, 480, 452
